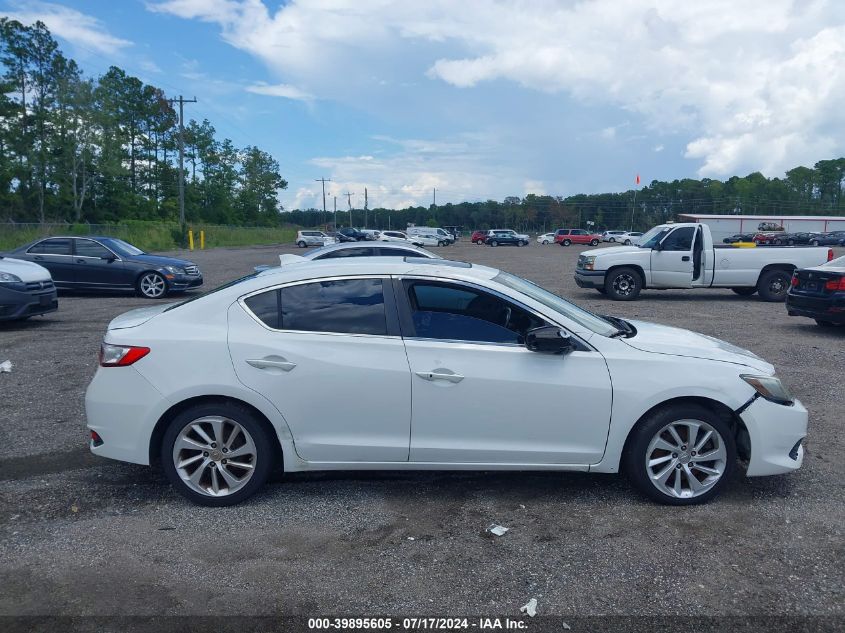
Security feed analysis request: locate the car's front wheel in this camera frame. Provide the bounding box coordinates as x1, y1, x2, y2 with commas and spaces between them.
590, 239, 599, 246
624, 403, 736, 505
542, 239, 549, 244
489, 240, 498, 246
811, 240, 820, 246
137, 272, 168, 299
162, 401, 275, 506
604, 267, 642, 300
623, 239, 632, 245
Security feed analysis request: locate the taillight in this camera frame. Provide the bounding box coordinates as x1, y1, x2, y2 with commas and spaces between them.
99, 343, 150, 367
824, 277, 845, 292
791, 275, 799, 287
828, 249, 834, 262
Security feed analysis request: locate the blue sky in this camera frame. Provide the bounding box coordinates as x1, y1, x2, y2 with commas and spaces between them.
5, 0, 845, 210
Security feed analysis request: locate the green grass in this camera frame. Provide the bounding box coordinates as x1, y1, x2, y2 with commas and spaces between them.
0, 221, 297, 252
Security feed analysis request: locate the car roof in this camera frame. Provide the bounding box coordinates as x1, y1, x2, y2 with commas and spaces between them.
301, 241, 438, 259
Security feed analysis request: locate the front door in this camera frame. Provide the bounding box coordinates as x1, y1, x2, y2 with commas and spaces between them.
72, 239, 129, 288
227, 277, 412, 463
397, 279, 613, 464
650, 226, 697, 287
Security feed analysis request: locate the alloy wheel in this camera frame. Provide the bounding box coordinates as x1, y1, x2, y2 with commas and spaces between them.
172, 416, 257, 497
645, 419, 727, 499
612, 273, 636, 296
139, 273, 166, 298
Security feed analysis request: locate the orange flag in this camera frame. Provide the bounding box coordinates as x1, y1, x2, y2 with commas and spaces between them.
635, 173, 641, 185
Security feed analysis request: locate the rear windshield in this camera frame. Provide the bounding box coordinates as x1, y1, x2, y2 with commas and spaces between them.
164, 273, 258, 312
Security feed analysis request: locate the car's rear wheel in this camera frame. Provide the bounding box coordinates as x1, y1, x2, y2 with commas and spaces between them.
731, 287, 757, 296
623, 239, 632, 245
590, 239, 600, 246
561, 239, 572, 246
604, 267, 642, 300
297, 240, 307, 248
438, 240, 446, 247
137, 272, 167, 299
624, 403, 736, 505
474, 239, 483, 245
490, 240, 498, 246
811, 240, 820, 246
608, 238, 616, 242
162, 402, 274, 506
542, 239, 549, 244
757, 269, 791, 301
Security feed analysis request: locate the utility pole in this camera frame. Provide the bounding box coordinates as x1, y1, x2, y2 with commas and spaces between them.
333, 196, 337, 231
364, 187, 368, 228
168, 95, 197, 230
315, 177, 330, 227
345, 191, 353, 226
432, 187, 436, 221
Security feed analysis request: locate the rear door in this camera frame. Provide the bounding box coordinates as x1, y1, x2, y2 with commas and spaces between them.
73, 239, 129, 288
25, 238, 75, 284
650, 226, 697, 287
228, 276, 412, 462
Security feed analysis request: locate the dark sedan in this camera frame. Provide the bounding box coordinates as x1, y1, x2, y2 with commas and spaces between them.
806, 231, 845, 246
5, 236, 203, 299
723, 233, 754, 243
787, 255, 845, 327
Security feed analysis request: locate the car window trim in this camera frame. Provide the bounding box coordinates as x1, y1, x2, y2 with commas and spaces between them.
73, 238, 123, 261
393, 275, 592, 351
237, 274, 401, 338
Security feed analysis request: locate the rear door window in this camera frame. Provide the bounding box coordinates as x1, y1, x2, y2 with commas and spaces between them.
28, 238, 72, 255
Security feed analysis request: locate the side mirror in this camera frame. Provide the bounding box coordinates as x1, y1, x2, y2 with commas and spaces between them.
652, 241, 663, 251
525, 326, 575, 355
102, 254, 116, 262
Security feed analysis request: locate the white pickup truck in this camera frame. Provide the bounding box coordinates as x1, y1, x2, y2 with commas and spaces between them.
574, 223, 835, 301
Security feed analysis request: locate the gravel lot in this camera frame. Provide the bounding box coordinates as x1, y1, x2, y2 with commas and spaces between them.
1, 239, 843, 620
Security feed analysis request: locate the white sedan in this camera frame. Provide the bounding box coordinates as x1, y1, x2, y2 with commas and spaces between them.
86, 258, 807, 506
536, 233, 556, 244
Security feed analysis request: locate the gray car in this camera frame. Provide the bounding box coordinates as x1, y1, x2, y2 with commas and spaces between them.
255, 241, 441, 273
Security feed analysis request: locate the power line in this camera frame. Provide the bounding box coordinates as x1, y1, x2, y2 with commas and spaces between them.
167, 95, 197, 227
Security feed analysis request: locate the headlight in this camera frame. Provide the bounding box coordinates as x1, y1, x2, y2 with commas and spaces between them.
582, 256, 596, 270
0, 272, 22, 283
741, 375, 794, 405
164, 265, 185, 275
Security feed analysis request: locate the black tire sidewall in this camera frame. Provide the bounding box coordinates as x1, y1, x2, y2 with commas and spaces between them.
624, 403, 737, 505
161, 401, 275, 506
605, 267, 642, 301
757, 270, 791, 301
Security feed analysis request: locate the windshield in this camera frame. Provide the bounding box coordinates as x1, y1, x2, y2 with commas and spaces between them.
100, 238, 144, 256
492, 271, 619, 337
164, 273, 258, 312
637, 225, 673, 248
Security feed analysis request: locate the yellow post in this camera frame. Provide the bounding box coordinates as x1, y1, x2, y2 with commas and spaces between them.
188, 229, 194, 251
200, 230, 205, 250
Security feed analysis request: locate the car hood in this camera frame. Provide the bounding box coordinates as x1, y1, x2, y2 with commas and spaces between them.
127, 254, 197, 269
0, 256, 52, 283
108, 303, 177, 330
622, 319, 774, 373
582, 245, 642, 257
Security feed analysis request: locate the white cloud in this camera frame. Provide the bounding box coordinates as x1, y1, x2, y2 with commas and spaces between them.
7, 1, 132, 56
148, 0, 845, 186
246, 82, 313, 101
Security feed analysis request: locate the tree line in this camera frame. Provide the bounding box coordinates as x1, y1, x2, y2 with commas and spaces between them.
1, 18, 287, 226
290, 158, 845, 233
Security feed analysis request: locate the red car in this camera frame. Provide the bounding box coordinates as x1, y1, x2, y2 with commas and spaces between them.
554, 229, 601, 246
471, 230, 488, 244
752, 232, 783, 245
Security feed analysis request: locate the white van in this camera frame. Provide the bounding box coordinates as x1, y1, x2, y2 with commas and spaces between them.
407, 227, 453, 244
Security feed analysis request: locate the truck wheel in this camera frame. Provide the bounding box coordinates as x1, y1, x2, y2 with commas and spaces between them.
561, 239, 572, 246
757, 269, 791, 302
623, 403, 736, 505
590, 239, 600, 246
605, 267, 642, 301
731, 287, 757, 296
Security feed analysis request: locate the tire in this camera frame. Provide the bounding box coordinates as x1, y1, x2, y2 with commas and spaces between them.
137, 272, 168, 299
561, 239, 572, 246
811, 240, 820, 246
624, 239, 632, 245
297, 240, 307, 248
542, 240, 549, 245
490, 240, 499, 247
731, 287, 757, 296
756, 269, 792, 302
161, 401, 275, 507
604, 267, 643, 301
596, 288, 607, 295
624, 403, 736, 505
474, 239, 482, 245
608, 238, 616, 243
590, 239, 600, 246
438, 241, 446, 247
787, 239, 795, 246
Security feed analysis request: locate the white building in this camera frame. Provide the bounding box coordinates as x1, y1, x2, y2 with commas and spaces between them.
677, 214, 845, 242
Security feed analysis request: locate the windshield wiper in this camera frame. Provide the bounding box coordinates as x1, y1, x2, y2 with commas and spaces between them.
601, 315, 636, 338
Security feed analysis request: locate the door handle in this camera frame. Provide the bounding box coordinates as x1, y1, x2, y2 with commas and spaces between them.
33, 256, 44, 261
682, 256, 690, 261
246, 357, 297, 372
415, 369, 464, 383
76, 259, 86, 264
